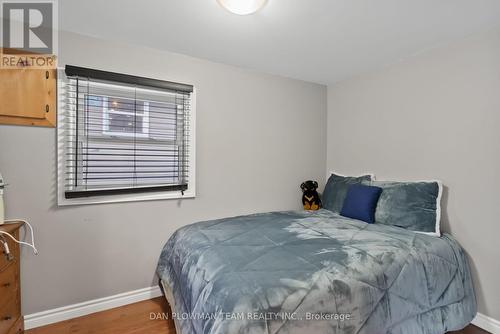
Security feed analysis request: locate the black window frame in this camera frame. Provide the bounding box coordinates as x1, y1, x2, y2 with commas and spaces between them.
62, 65, 193, 199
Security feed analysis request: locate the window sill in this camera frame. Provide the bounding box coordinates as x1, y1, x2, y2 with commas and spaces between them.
57, 189, 195, 206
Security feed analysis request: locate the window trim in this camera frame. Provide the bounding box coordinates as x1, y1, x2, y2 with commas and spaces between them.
57, 69, 196, 206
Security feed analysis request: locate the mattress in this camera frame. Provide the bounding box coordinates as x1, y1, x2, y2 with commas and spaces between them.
156, 209, 476, 334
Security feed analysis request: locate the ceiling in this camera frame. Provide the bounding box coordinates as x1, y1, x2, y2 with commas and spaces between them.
59, 0, 500, 85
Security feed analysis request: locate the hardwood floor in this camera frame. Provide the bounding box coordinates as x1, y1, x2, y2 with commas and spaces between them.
449, 325, 491, 334
26, 297, 488, 334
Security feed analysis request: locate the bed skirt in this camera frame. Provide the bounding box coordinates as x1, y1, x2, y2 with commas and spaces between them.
161, 279, 182, 334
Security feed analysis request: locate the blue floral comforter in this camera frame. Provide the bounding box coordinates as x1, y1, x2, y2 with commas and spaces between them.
157, 209, 476, 334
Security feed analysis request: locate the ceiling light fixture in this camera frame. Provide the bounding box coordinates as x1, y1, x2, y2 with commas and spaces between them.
217, 0, 267, 15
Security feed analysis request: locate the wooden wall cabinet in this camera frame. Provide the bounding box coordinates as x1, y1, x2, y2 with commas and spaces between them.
0, 50, 56, 127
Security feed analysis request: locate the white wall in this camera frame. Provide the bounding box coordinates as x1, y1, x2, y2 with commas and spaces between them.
327, 28, 500, 320
0, 31, 327, 314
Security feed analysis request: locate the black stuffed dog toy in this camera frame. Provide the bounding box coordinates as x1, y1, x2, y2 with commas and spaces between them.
301, 180, 322, 211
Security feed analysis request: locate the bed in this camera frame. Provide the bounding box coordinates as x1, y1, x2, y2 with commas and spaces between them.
156, 209, 476, 334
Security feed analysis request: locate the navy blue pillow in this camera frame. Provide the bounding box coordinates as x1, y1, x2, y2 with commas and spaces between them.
340, 185, 382, 224
322, 173, 373, 213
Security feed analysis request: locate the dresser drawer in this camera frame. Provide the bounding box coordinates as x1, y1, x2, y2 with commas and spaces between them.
0, 264, 19, 310
0, 230, 19, 272
0, 298, 21, 334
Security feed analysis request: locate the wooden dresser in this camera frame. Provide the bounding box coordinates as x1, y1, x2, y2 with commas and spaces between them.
0, 223, 24, 334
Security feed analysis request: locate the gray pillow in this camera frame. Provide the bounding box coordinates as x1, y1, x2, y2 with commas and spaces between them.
322, 173, 373, 213
367, 180, 442, 235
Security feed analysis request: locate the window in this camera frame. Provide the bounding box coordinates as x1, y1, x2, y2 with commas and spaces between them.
58, 66, 195, 204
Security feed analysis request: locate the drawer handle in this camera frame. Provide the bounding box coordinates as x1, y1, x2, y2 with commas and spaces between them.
2, 316, 12, 321
2, 283, 11, 288
3, 252, 14, 262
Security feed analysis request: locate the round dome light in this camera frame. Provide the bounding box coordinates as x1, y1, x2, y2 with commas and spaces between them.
217, 0, 268, 15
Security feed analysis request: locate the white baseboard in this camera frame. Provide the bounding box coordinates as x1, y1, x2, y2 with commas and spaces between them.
472, 313, 500, 334
24, 286, 163, 330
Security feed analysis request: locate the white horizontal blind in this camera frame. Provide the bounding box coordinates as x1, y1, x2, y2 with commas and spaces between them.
63, 70, 192, 199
